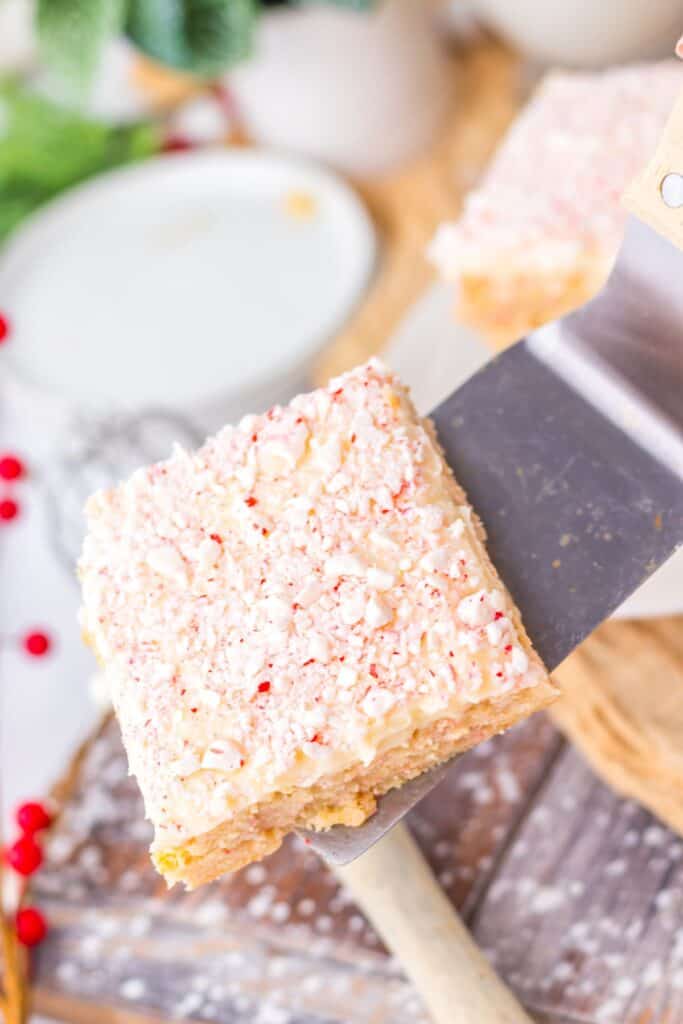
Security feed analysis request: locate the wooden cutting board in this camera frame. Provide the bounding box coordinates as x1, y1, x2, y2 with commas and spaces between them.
31, 615, 683, 1024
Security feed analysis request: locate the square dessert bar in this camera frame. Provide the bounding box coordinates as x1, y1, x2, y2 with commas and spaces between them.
80, 360, 556, 887
429, 62, 683, 349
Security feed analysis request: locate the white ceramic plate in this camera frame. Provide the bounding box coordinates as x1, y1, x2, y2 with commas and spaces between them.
0, 149, 376, 428
383, 282, 682, 621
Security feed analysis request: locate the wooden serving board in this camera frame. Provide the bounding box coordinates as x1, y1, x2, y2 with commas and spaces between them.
30, 616, 683, 1024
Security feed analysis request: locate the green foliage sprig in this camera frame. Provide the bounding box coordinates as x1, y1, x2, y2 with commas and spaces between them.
35, 0, 374, 83
0, 81, 160, 241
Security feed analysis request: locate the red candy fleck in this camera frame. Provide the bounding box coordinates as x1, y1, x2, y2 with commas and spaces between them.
258, 681, 271, 693
209, 533, 223, 544
0, 455, 24, 481
16, 801, 52, 834
494, 611, 504, 620
0, 312, 10, 344
504, 644, 512, 653
15, 907, 48, 947
24, 631, 51, 657
369, 664, 378, 679
245, 496, 258, 507
310, 733, 322, 743
6, 835, 43, 876
0, 498, 18, 521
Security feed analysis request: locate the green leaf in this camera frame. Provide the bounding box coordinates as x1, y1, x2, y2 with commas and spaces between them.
0, 80, 160, 242
126, 0, 256, 75
36, 0, 126, 93
300, 0, 376, 9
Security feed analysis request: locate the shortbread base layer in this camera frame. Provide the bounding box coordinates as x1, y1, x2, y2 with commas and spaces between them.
455, 253, 611, 351
155, 680, 557, 888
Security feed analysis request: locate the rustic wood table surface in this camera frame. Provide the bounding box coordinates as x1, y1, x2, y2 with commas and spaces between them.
31, 616, 683, 1024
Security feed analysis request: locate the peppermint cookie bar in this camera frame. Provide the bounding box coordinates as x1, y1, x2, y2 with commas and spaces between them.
429, 62, 683, 349
79, 360, 556, 886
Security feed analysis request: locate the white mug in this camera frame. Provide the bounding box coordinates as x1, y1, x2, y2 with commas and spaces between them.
468, 0, 682, 67
229, 0, 451, 176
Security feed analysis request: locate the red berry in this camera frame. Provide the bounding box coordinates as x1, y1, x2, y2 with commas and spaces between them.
0, 498, 18, 521
16, 801, 52, 834
0, 455, 24, 481
0, 312, 10, 344
15, 907, 48, 947
162, 134, 193, 154
6, 835, 43, 876
24, 631, 51, 657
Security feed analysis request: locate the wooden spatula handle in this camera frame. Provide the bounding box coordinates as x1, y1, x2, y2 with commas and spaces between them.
334, 821, 534, 1024
623, 89, 683, 248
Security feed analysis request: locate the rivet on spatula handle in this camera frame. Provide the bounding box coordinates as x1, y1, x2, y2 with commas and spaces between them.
660, 172, 683, 208
623, 89, 683, 246
334, 822, 534, 1024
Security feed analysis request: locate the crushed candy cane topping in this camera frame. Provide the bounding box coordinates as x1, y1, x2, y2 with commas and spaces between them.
79, 359, 548, 846
429, 63, 683, 280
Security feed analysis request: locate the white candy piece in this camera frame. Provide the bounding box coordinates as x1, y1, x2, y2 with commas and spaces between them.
201, 740, 243, 773
457, 589, 496, 628
146, 545, 187, 584
362, 689, 397, 718
365, 595, 393, 629
324, 553, 366, 578
366, 567, 395, 591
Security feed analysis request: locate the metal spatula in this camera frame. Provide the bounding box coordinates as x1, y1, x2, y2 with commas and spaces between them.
298, 92, 683, 1024
307, 98, 683, 873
